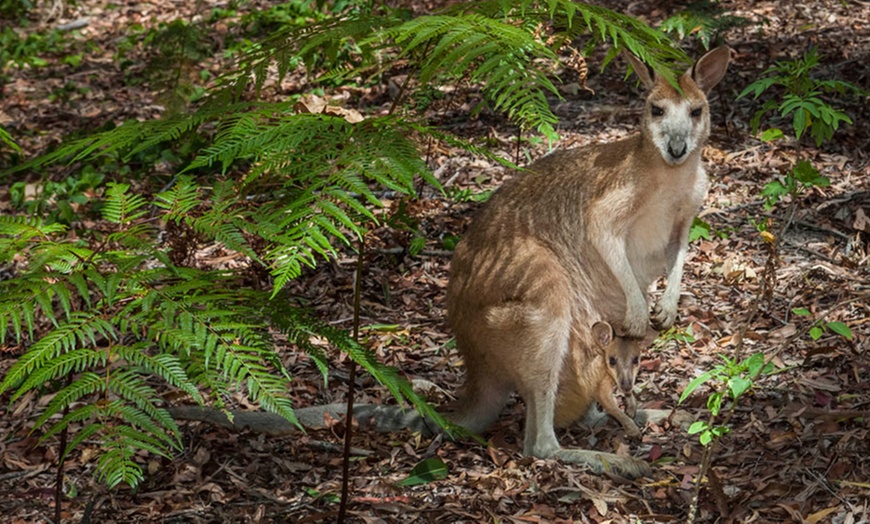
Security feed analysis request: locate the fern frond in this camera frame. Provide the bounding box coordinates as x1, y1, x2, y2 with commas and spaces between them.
107, 370, 181, 444
270, 302, 446, 428
155, 175, 203, 220
379, 12, 560, 138
97, 428, 145, 489
0, 313, 114, 398
16, 348, 107, 394
115, 344, 203, 403
32, 371, 106, 430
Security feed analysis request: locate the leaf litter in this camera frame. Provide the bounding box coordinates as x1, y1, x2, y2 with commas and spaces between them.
0, 0, 868, 522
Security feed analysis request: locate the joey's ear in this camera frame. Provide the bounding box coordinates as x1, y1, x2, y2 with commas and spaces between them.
591, 321, 614, 348
641, 327, 659, 348
624, 51, 656, 90
690, 45, 731, 93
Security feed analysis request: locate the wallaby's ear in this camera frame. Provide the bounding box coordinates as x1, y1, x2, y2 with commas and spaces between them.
624, 51, 656, 90
641, 327, 659, 349
591, 321, 614, 348
690, 45, 731, 93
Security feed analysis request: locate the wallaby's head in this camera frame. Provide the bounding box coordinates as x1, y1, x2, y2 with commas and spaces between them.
591, 321, 642, 393
625, 46, 731, 166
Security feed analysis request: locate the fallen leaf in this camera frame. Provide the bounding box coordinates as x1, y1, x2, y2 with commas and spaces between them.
806, 506, 841, 524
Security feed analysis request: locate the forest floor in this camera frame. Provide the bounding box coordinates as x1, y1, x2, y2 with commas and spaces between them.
1, 0, 869, 522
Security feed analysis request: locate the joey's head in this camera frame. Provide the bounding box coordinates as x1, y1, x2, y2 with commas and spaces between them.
625, 46, 731, 166
591, 321, 642, 394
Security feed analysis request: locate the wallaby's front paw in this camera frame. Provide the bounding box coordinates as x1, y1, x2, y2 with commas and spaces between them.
555, 448, 651, 479
650, 302, 677, 331
624, 421, 641, 439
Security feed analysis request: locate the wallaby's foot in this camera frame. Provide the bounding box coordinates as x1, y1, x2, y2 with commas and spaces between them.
554, 448, 651, 479
650, 302, 677, 331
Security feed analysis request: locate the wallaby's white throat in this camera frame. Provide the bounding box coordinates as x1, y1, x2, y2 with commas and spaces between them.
445, 46, 731, 476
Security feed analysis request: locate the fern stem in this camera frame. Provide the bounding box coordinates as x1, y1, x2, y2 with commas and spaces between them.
338, 233, 366, 523
54, 371, 73, 524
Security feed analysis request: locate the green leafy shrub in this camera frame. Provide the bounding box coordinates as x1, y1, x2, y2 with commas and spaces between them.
792, 307, 853, 341
738, 47, 864, 209
680, 353, 774, 445
0, 26, 69, 87
660, 0, 751, 49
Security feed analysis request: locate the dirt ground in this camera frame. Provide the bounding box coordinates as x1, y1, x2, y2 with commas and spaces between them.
1, 0, 868, 522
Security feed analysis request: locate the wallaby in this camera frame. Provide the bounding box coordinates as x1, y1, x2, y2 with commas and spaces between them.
444, 46, 731, 477
169, 46, 730, 481
554, 321, 644, 438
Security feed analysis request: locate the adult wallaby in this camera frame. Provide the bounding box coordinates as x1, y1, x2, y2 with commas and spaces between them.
444, 46, 731, 477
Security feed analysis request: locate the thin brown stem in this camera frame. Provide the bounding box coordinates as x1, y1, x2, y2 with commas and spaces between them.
54, 372, 74, 524
686, 239, 774, 524
337, 234, 366, 523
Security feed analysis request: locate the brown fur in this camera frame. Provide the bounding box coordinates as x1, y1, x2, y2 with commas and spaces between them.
445, 47, 731, 475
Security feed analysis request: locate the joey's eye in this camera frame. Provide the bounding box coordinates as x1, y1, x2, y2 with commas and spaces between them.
632, 356, 639, 365
691, 107, 703, 117
651, 105, 664, 117
609, 357, 617, 367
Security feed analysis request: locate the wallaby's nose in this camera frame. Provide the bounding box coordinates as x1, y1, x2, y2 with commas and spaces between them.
668, 140, 687, 159
620, 378, 633, 392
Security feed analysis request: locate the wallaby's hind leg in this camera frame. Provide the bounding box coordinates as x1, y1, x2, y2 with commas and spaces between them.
448, 367, 512, 435
519, 327, 570, 459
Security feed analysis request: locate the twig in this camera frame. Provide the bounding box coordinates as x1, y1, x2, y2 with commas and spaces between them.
56, 18, 89, 31
337, 234, 365, 523
771, 291, 870, 360
793, 219, 851, 241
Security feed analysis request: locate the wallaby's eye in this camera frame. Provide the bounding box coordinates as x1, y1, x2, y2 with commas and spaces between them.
651, 105, 664, 117
632, 356, 639, 365
691, 107, 703, 117
609, 356, 617, 367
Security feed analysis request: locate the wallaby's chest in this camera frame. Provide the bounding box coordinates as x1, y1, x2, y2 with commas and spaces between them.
626, 168, 706, 262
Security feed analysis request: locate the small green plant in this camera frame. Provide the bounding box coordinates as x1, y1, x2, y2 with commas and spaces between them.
652, 325, 696, 351
680, 352, 774, 445
791, 307, 853, 341
757, 158, 830, 209
0, 26, 69, 87
0, 0, 32, 19
446, 186, 493, 203
738, 48, 864, 210
660, 0, 750, 50
10, 166, 106, 224
688, 216, 730, 242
